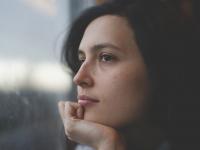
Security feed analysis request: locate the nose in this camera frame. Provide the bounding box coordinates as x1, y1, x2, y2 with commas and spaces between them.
73, 62, 94, 88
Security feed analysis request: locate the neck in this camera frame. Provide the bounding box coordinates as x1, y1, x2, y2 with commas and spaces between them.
118, 122, 165, 150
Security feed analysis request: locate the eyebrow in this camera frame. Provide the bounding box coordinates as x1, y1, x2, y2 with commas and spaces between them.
78, 43, 121, 54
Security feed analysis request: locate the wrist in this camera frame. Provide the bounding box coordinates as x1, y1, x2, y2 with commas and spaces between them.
98, 129, 126, 150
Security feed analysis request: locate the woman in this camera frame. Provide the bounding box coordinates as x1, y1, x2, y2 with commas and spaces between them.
58, 1, 178, 150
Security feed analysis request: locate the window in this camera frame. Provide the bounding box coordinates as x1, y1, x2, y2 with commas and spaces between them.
0, 0, 95, 149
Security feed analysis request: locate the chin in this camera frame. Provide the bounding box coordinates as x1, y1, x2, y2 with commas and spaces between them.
84, 112, 111, 126
83, 112, 127, 128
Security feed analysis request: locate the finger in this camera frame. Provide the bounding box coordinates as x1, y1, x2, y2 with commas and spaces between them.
58, 101, 65, 119
65, 119, 125, 149
64, 102, 83, 119
77, 105, 84, 119
58, 101, 78, 118
67, 119, 105, 147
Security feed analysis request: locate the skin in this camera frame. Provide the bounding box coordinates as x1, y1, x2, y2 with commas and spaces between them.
58, 15, 150, 149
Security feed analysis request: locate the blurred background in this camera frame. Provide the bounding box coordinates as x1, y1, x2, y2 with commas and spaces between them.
0, 0, 95, 150
0, 0, 199, 150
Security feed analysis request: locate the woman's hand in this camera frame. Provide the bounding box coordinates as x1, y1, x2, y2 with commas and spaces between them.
58, 101, 126, 150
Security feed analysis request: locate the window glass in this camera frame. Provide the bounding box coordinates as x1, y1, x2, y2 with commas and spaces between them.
0, 0, 95, 149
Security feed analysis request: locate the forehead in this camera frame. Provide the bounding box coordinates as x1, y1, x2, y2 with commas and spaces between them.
79, 15, 136, 51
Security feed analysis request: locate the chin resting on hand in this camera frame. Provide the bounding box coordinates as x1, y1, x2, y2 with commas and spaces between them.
58, 101, 126, 150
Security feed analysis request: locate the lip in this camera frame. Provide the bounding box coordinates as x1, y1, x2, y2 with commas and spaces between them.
78, 95, 99, 106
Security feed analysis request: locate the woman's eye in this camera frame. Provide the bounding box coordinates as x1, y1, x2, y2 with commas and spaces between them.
79, 59, 85, 64
78, 52, 86, 64
78, 57, 85, 64
99, 53, 115, 62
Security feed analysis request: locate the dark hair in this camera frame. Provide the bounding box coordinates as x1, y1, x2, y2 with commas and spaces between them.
62, 1, 171, 73
61, 1, 182, 149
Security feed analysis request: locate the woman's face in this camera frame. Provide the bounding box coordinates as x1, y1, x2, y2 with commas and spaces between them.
74, 15, 149, 128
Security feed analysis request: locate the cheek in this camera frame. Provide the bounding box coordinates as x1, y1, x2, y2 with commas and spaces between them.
97, 67, 149, 127
103, 67, 148, 100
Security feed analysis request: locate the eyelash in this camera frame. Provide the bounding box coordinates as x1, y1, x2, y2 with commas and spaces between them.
99, 53, 115, 62
78, 55, 85, 64
78, 53, 116, 64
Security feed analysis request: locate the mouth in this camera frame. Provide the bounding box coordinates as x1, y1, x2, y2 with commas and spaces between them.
78, 95, 99, 107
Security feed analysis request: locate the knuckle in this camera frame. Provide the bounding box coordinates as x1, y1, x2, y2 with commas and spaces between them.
64, 101, 70, 108
64, 118, 76, 136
